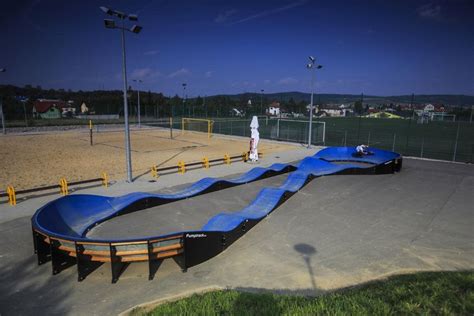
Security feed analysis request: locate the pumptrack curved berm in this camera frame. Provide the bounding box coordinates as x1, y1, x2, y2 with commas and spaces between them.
31, 146, 402, 283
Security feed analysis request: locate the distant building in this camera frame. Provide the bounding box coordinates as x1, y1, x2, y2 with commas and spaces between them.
62, 101, 76, 117
267, 101, 280, 116
424, 104, 435, 112
33, 99, 66, 119
81, 102, 89, 114
315, 104, 349, 117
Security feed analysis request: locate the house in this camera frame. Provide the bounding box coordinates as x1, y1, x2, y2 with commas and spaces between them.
424, 104, 435, 112
315, 103, 349, 117
61, 101, 76, 117
33, 99, 66, 119
267, 101, 280, 116
80, 102, 89, 114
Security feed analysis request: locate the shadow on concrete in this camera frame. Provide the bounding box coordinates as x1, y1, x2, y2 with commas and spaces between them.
0, 218, 72, 315
294, 243, 317, 291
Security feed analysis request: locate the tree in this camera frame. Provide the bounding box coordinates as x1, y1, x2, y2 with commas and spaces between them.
288, 97, 297, 113
354, 101, 363, 114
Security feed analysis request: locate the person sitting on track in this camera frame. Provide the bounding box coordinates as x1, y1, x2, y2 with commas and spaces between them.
355, 144, 372, 157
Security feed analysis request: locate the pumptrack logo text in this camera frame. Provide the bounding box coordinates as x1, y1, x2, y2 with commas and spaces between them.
186, 233, 207, 238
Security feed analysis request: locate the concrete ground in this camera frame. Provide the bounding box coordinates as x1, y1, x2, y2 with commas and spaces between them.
0, 150, 473, 315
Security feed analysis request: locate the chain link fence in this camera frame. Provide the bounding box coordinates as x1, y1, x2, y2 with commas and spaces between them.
146, 117, 325, 145
322, 117, 474, 163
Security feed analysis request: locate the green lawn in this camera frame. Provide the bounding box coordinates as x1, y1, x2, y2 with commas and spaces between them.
139, 271, 473, 315
209, 117, 474, 163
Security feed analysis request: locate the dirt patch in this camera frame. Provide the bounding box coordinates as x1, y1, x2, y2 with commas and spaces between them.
0, 128, 296, 189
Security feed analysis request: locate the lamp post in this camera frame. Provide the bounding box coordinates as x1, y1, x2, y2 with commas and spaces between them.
0, 68, 6, 135
17, 96, 28, 127
100, 6, 142, 183
132, 79, 143, 128
260, 89, 264, 115
182, 83, 187, 117
306, 56, 322, 148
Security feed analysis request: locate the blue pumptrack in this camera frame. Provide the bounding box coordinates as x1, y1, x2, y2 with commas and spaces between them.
31, 147, 402, 282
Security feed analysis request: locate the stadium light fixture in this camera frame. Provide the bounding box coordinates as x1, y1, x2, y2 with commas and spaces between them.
100, 6, 113, 15
104, 19, 115, 28
130, 25, 142, 34
100, 6, 143, 183
306, 56, 323, 149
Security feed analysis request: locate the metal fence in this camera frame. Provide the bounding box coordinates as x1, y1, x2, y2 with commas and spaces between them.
321, 117, 474, 163
169, 116, 473, 163
146, 117, 326, 146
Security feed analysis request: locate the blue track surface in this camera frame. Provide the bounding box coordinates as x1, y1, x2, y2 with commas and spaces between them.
32, 147, 401, 243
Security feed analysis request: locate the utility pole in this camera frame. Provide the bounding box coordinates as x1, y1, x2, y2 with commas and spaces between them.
357, 93, 363, 143
182, 83, 187, 117
101, 6, 142, 182
306, 56, 322, 148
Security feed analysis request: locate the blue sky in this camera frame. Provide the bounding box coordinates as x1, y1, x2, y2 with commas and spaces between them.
1, 0, 473, 97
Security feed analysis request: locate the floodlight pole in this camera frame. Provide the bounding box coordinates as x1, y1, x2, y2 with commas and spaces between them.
306, 57, 322, 149
120, 20, 133, 182
308, 67, 314, 148
101, 6, 141, 182
260, 89, 264, 115
182, 83, 187, 117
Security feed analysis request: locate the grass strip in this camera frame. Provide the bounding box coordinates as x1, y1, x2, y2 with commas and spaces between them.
140, 271, 473, 315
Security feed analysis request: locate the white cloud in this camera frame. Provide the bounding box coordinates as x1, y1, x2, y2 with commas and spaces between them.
131, 68, 161, 79
417, 3, 441, 19
230, 0, 307, 25
144, 50, 159, 56
168, 68, 191, 78
205, 71, 213, 78
215, 9, 237, 23
231, 81, 256, 88
264, 79, 271, 85
278, 77, 298, 85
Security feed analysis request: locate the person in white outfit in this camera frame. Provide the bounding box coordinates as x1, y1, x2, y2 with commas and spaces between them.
356, 144, 368, 155
249, 116, 260, 162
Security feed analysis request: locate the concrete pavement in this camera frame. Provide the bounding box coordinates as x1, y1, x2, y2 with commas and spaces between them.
0, 153, 473, 315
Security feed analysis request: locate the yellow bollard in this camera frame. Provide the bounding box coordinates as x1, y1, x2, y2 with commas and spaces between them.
224, 154, 231, 165
102, 172, 109, 188
202, 157, 210, 169
151, 165, 159, 178
59, 178, 69, 196
177, 161, 186, 174
7, 185, 16, 206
